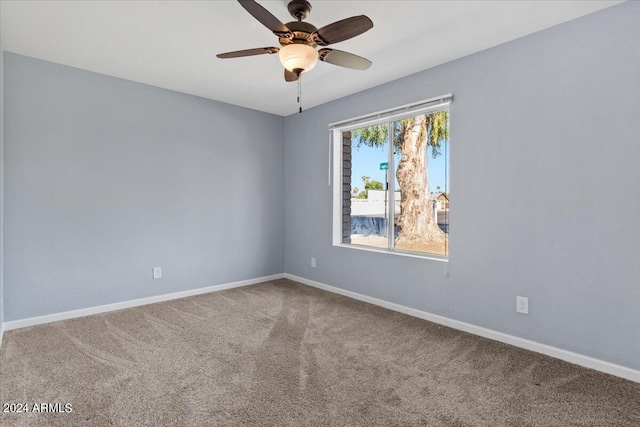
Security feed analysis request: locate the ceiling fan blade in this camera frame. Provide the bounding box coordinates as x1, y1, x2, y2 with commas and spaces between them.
217, 47, 279, 59
238, 0, 292, 37
284, 69, 299, 82
318, 49, 371, 70
313, 15, 373, 46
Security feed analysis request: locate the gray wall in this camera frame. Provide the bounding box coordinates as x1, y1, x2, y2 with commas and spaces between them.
284, 2, 640, 371
4, 53, 284, 321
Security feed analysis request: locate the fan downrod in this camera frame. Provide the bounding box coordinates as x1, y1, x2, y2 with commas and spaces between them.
287, 0, 312, 21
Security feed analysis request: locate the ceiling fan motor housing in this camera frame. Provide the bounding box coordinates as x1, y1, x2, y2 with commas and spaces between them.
279, 21, 318, 47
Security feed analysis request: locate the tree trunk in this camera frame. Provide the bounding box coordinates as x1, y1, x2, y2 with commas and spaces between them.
395, 115, 445, 244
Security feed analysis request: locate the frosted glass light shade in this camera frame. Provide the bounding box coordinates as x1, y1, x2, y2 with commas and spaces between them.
279, 44, 318, 73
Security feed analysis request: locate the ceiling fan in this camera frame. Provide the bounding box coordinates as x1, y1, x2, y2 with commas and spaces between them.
217, 0, 374, 83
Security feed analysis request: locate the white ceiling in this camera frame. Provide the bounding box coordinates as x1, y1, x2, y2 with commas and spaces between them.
1, 0, 621, 116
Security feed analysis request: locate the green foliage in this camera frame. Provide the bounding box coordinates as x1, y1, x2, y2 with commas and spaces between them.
365, 180, 383, 190
425, 111, 449, 158
352, 111, 449, 159
352, 180, 383, 199
352, 125, 387, 149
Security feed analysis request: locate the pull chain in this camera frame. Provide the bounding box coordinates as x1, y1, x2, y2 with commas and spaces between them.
297, 72, 303, 113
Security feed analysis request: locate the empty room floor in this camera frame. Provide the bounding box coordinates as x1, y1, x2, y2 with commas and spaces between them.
1, 279, 638, 426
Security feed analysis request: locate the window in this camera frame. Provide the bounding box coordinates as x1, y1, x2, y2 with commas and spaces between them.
331, 95, 451, 259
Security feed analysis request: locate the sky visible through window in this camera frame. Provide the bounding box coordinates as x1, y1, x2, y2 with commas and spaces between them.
351, 141, 449, 193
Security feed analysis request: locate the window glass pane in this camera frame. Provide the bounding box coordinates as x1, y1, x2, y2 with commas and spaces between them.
337, 106, 450, 259
346, 124, 389, 249
393, 111, 449, 256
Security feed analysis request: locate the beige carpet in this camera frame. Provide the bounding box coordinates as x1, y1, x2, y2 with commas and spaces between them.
1, 279, 638, 426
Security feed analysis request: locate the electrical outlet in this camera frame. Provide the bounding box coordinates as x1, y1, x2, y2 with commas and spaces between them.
516, 296, 528, 314
311, 257, 316, 268
153, 267, 162, 279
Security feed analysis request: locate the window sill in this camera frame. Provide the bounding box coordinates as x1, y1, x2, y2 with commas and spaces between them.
334, 243, 449, 262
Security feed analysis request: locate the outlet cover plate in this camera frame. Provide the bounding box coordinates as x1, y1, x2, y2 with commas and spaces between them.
153, 267, 162, 279
516, 296, 529, 314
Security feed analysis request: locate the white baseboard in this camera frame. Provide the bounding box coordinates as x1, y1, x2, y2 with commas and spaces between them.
3, 272, 638, 384
2, 273, 285, 332
284, 273, 640, 384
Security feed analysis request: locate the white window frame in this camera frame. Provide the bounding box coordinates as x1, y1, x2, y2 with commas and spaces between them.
330, 94, 452, 261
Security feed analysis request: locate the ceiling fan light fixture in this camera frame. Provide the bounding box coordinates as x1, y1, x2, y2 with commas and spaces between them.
279, 44, 318, 74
